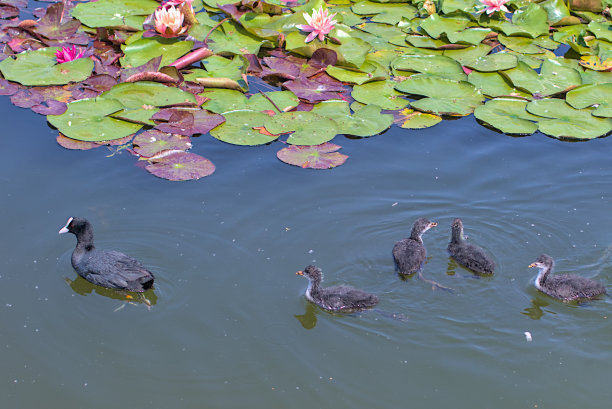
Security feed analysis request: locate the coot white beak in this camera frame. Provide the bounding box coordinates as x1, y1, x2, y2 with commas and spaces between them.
59, 217, 73, 234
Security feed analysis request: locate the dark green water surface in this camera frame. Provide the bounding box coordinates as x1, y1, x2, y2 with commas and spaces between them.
1, 96, 611, 408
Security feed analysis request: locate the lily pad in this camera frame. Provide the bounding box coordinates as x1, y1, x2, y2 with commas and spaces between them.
395, 75, 485, 116
526, 99, 612, 139
310, 100, 393, 137
468, 71, 531, 99
566, 83, 612, 117
498, 35, 559, 54
264, 111, 339, 145
152, 108, 226, 136
394, 108, 442, 129
0, 47, 93, 86
277, 143, 348, 169
47, 97, 142, 141
210, 110, 279, 146
101, 82, 197, 108
465, 53, 518, 72
501, 60, 582, 97
120, 38, 194, 69
145, 152, 215, 181
352, 80, 409, 110
71, 0, 158, 30
200, 89, 298, 114
391, 54, 466, 82
133, 129, 192, 158
474, 98, 540, 135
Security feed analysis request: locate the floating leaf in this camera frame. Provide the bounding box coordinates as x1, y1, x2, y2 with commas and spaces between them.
468, 71, 531, 99
200, 89, 298, 114
498, 35, 559, 54
501, 60, 582, 97
526, 99, 612, 139
566, 83, 612, 117
310, 100, 393, 137
47, 97, 142, 141
465, 53, 518, 72
474, 98, 540, 135
326, 62, 389, 85
419, 13, 470, 39
145, 152, 215, 181
152, 108, 226, 136
0, 47, 93, 86
34, 3, 81, 40
120, 38, 194, 68
101, 82, 197, 109
71, 0, 158, 30
210, 110, 279, 146
395, 75, 485, 116
56, 133, 100, 150
133, 129, 192, 158
277, 143, 348, 169
352, 80, 409, 110
283, 75, 346, 103
265, 111, 339, 145
391, 54, 466, 81
394, 108, 442, 129
351, 1, 416, 25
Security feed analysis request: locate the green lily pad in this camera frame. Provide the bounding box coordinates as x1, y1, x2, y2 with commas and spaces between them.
277, 143, 348, 169
265, 111, 339, 145
566, 83, 612, 117
352, 80, 409, 110
587, 21, 612, 42
201, 89, 298, 114
145, 152, 215, 181
184, 55, 247, 84
71, 0, 158, 30
391, 54, 466, 81
419, 13, 470, 39
120, 38, 194, 69
501, 60, 582, 97
474, 98, 540, 135
395, 75, 485, 116
0, 47, 93, 86
326, 61, 389, 85
509, 3, 550, 38
447, 28, 492, 45
351, 1, 416, 25
394, 108, 442, 129
465, 53, 518, 72
468, 71, 531, 99
101, 82, 197, 109
133, 129, 192, 158
206, 22, 269, 56
110, 107, 159, 126
47, 97, 142, 141
498, 35, 559, 54
210, 110, 279, 146
311, 100, 393, 137
444, 44, 492, 66
526, 99, 612, 139
405, 35, 449, 49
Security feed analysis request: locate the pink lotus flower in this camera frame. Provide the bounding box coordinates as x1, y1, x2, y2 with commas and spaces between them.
55, 45, 85, 64
154, 5, 188, 38
297, 6, 337, 43
478, 0, 510, 15
161, 0, 192, 7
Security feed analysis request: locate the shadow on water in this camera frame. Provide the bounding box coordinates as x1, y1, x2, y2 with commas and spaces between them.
65, 275, 158, 307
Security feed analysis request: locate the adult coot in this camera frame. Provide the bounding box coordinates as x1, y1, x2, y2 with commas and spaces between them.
392, 218, 437, 275
528, 254, 606, 301
296, 265, 379, 312
447, 218, 495, 275
59, 217, 155, 292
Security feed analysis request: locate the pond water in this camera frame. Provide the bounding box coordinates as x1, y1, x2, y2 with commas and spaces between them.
1, 92, 611, 408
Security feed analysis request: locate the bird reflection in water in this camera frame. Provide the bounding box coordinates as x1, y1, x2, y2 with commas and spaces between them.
65, 276, 157, 310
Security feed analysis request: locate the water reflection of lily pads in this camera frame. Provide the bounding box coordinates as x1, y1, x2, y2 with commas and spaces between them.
0, 47, 94, 86
145, 152, 215, 181
265, 111, 338, 145
394, 108, 442, 129
133, 129, 192, 158
474, 98, 539, 135
48, 97, 142, 141
396, 75, 484, 116
566, 83, 612, 117
311, 101, 393, 137
352, 80, 409, 110
210, 110, 279, 146
526, 99, 612, 139
277, 143, 348, 169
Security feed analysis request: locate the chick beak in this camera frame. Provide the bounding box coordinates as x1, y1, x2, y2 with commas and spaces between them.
528, 263, 536, 268
296, 271, 304, 276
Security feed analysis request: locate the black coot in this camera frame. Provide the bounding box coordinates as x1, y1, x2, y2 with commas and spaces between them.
392, 218, 437, 275
447, 218, 495, 275
529, 254, 606, 301
59, 217, 155, 292
296, 265, 379, 312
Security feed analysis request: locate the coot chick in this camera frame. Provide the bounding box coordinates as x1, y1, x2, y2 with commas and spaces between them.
392, 218, 437, 275
296, 265, 379, 312
447, 218, 495, 275
59, 217, 155, 292
529, 254, 606, 301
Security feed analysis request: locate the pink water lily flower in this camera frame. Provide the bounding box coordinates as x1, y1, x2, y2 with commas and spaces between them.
478, 0, 510, 15
297, 6, 337, 43
154, 5, 188, 38
161, 0, 193, 7
55, 45, 85, 64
